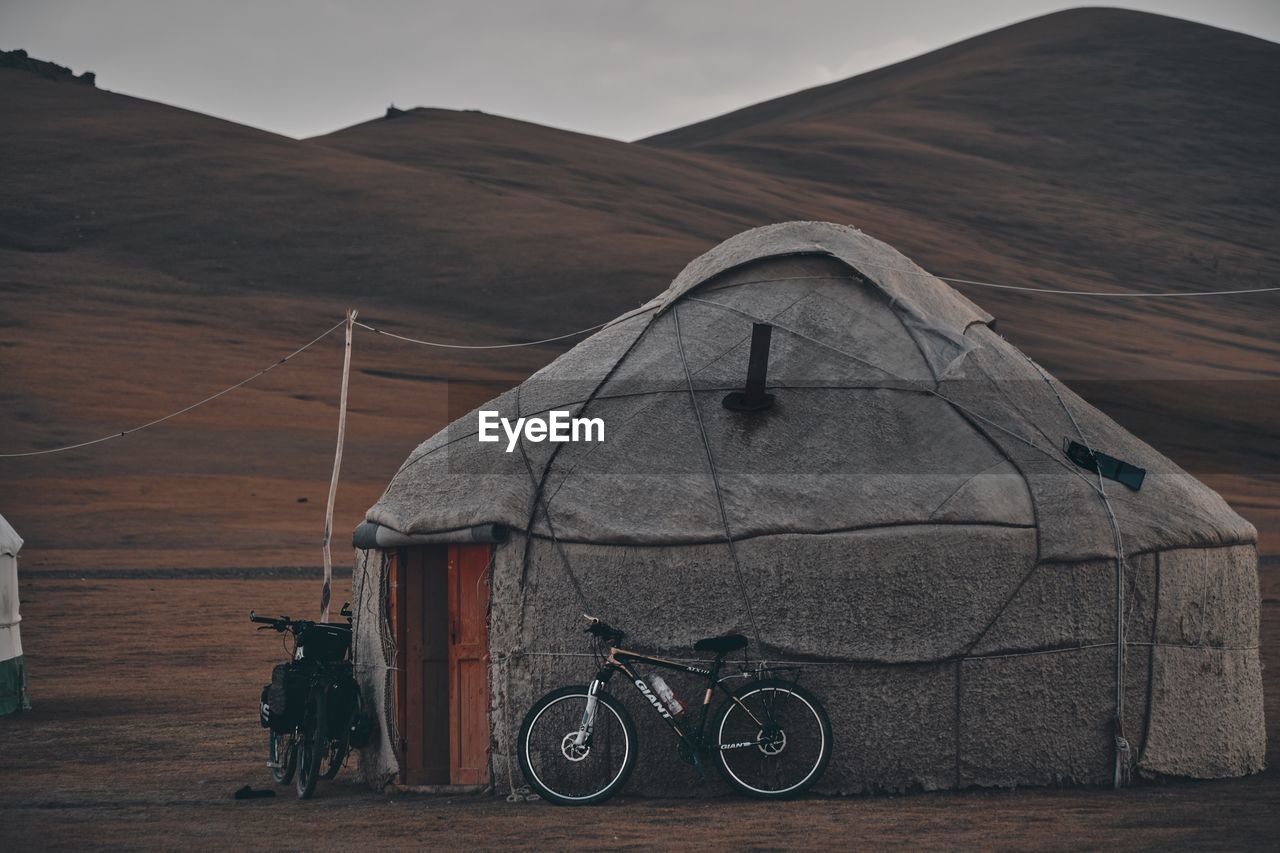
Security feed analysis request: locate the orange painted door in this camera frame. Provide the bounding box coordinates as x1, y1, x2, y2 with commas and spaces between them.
447, 544, 491, 785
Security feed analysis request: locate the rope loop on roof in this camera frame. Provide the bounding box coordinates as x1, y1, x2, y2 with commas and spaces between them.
672, 305, 765, 650
1021, 353, 1135, 788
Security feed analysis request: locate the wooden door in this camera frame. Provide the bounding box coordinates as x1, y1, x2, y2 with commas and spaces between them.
398, 547, 450, 785
390, 544, 491, 786
448, 544, 491, 785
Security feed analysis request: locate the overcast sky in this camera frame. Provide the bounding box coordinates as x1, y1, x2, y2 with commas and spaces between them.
3, 1, 1277, 141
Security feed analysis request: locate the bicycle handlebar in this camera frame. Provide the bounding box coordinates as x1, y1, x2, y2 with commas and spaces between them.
250, 607, 355, 636
249, 611, 291, 630
583, 615, 625, 643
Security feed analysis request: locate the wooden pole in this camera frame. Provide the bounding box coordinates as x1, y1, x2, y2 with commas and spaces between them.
321, 308, 357, 621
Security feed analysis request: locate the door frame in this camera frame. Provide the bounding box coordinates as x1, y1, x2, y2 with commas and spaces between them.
389, 543, 492, 787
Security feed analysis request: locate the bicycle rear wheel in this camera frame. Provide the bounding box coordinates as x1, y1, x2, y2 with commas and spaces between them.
517, 685, 637, 805
713, 678, 832, 798
296, 688, 326, 799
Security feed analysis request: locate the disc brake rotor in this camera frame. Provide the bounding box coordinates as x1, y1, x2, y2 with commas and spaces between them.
757, 726, 787, 756
561, 732, 590, 762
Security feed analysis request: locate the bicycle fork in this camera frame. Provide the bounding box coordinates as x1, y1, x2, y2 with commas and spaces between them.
572, 679, 603, 748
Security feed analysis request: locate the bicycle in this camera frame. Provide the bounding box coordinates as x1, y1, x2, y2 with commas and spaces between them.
517, 616, 832, 805
250, 604, 371, 799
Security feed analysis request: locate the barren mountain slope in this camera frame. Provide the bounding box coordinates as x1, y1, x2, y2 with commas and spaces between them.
1, 8, 1276, 568
641, 8, 1280, 366
0, 67, 708, 327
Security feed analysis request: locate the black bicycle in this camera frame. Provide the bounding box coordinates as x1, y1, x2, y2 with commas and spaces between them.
250, 605, 371, 799
517, 616, 832, 805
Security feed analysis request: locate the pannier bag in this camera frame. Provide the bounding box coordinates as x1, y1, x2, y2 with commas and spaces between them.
259, 685, 272, 728
264, 662, 308, 732
324, 674, 358, 739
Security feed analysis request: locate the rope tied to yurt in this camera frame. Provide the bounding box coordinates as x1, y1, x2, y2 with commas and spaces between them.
376, 550, 401, 752
847, 258, 1280, 297
353, 319, 609, 349
500, 320, 663, 797
512, 387, 593, 618
509, 307, 665, 649
1022, 354, 1136, 788
477, 548, 522, 799
488, 649, 540, 803
349, 548, 402, 789
671, 305, 765, 650
0, 317, 348, 458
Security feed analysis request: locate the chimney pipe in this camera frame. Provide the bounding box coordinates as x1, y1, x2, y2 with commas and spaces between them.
723, 323, 775, 412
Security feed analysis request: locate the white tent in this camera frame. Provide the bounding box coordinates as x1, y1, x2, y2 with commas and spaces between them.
0, 513, 28, 715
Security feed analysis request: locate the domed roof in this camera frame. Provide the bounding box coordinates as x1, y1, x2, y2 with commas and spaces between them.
365, 222, 1254, 561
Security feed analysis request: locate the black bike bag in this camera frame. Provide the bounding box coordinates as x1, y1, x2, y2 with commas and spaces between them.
259, 685, 272, 729
265, 662, 308, 732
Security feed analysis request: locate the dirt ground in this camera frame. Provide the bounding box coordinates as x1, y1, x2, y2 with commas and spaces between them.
1, 566, 1277, 851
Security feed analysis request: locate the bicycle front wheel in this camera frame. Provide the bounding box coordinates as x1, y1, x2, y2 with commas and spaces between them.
268, 730, 296, 785
517, 685, 637, 805
713, 678, 832, 798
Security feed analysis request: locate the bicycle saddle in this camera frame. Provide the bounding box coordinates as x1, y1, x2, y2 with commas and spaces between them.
693, 633, 748, 654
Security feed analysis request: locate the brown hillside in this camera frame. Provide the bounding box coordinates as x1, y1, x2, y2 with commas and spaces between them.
0, 65, 698, 326
1, 8, 1276, 570
639, 8, 1280, 371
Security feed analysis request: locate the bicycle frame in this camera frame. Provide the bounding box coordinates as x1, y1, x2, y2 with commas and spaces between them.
573, 645, 768, 757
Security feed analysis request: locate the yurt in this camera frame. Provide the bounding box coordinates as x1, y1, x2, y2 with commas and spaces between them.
0, 513, 28, 716
351, 222, 1264, 794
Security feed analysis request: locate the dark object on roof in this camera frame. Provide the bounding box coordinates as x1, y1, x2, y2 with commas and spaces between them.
723, 322, 775, 412
1064, 439, 1146, 490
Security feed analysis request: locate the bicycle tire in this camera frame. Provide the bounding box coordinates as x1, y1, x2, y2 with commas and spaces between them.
321, 709, 354, 780
517, 685, 637, 806
322, 674, 359, 780
712, 678, 832, 799
268, 730, 297, 785
296, 688, 326, 799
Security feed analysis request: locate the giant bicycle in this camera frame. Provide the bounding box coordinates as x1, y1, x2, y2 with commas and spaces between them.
517, 616, 832, 805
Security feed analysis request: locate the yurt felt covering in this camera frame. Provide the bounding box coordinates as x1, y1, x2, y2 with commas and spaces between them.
353, 222, 1264, 794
